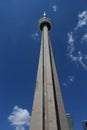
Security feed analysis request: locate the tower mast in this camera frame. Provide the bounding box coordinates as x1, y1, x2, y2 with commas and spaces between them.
30, 14, 69, 130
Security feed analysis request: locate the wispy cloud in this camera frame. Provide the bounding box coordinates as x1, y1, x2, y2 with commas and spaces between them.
16, 126, 25, 130
62, 75, 75, 88
52, 5, 57, 12
67, 32, 74, 44
8, 106, 31, 130
67, 9, 87, 71
75, 9, 87, 29
81, 33, 87, 43
67, 47, 87, 71
78, 58, 87, 70
67, 32, 75, 57
68, 76, 74, 82
62, 82, 68, 87
32, 32, 40, 41
70, 55, 87, 70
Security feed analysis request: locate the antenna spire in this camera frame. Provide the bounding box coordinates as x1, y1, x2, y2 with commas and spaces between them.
43, 12, 46, 17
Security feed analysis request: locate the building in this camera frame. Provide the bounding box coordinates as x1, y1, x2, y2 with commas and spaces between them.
30, 13, 69, 130
66, 113, 75, 130
82, 120, 87, 130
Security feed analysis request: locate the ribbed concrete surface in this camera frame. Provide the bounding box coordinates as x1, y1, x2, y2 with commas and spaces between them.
30, 16, 69, 130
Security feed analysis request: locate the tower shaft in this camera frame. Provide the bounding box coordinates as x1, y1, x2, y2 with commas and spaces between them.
30, 16, 69, 130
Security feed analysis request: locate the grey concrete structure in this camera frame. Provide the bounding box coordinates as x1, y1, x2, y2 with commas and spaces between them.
82, 120, 87, 130
66, 113, 75, 130
30, 13, 69, 130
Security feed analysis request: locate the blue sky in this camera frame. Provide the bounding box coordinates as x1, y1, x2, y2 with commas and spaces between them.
0, 0, 87, 130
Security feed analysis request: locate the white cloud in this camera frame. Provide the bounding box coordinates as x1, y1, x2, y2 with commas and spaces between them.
32, 32, 40, 40
16, 126, 25, 130
68, 76, 74, 82
62, 82, 68, 87
68, 54, 87, 71
8, 106, 31, 130
52, 5, 57, 12
67, 32, 74, 44
67, 9, 87, 71
62, 76, 75, 88
84, 55, 87, 60
67, 39, 87, 70
76, 9, 87, 29
67, 32, 75, 57
78, 59, 87, 70
81, 33, 87, 42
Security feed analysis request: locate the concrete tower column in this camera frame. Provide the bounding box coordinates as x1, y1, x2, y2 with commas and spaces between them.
30, 13, 69, 130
